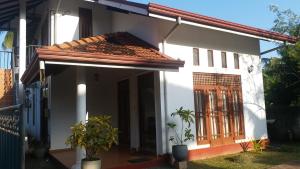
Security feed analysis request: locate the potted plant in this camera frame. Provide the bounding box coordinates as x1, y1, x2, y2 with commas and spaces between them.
66, 115, 118, 169
27, 135, 48, 159
167, 107, 195, 162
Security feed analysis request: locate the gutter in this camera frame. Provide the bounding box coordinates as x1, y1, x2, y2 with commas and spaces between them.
161, 16, 181, 154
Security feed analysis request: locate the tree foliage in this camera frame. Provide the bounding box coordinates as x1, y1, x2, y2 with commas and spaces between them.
263, 6, 300, 107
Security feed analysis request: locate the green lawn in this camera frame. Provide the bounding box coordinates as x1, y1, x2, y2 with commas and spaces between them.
188, 142, 300, 169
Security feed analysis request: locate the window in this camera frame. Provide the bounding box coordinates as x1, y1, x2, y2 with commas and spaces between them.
221, 91, 231, 138
209, 91, 220, 140
193, 48, 200, 66
79, 8, 93, 38
232, 91, 244, 137
234, 53, 240, 69
208, 50, 214, 67
194, 90, 207, 142
193, 73, 245, 146
221, 52, 227, 68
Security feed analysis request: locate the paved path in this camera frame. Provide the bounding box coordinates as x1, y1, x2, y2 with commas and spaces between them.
270, 161, 300, 169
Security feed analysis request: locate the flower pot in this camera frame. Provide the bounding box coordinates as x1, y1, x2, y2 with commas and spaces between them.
172, 145, 188, 162
81, 159, 101, 169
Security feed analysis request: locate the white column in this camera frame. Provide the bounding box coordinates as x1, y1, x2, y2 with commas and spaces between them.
157, 71, 167, 154
19, 1, 26, 169
18, 0, 26, 104
72, 67, 86, 169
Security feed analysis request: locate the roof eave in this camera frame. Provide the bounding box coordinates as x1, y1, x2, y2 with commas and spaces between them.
148, 3, 297, 44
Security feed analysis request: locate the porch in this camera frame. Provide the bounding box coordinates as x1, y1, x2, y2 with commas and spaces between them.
50, 147, 167, 169
21, 32, 184, 168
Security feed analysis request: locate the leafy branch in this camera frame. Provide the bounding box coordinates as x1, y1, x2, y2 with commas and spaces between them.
167, 107, 195, 145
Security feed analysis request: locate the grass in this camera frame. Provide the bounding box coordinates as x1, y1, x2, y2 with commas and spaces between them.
188, 142, 300, 169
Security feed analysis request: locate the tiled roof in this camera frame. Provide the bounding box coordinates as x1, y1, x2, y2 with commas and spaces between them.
44, 32, 177, 62
21, 32, 184, 84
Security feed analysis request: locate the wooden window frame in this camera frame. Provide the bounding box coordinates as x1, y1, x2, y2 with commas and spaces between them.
234, 53, 240, 69
193, 48, 200, 66
208, 50, 214, 67
194, 90, 209, 144
193, 73, 245, 146
221, 52, 227, 68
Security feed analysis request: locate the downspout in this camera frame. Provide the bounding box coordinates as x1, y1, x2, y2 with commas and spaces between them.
162, 16, 181, 154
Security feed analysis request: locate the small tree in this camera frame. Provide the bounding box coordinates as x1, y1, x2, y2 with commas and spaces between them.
66, 115, 118, 160
167, 107, 195, 145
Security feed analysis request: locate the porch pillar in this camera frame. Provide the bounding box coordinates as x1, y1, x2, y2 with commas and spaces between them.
73, 67, 86, 169
18, 0, 26, 104
19, 1, 26, 169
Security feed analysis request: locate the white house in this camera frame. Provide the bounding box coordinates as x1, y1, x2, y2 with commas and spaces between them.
1, 0, 297, 168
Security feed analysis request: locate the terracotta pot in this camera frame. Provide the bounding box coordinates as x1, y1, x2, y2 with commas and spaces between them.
172, 145, 188, 162
81, 159, 101, 169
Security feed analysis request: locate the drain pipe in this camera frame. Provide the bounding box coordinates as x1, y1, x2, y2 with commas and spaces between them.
161, 16, 181, 154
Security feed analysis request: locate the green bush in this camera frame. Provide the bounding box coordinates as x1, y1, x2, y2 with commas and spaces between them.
167, 107, 195, 145
66, 115, 118, 160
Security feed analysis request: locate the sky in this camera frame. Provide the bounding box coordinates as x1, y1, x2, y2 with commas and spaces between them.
131, 0, 300, 58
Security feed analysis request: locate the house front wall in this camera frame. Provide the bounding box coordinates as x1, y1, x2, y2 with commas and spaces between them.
111, 11, 268, 154
32, 0, 268, 157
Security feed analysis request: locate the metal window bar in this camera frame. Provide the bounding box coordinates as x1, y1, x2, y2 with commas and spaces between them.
0, 50, 14, 69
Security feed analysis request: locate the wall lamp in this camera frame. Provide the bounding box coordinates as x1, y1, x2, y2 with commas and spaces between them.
248, 65, 254, 73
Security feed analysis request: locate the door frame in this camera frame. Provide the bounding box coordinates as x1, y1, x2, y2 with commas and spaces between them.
137, 72, 157, 154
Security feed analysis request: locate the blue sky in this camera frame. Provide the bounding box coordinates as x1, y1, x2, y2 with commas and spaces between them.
132, 0, 300, 58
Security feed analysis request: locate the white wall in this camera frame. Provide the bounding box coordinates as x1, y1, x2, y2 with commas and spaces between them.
112, 11, 267, 153
44, 4, 267, 153
163, 42, 267, 152
50, 67, 76, 150
49, 0, 112, 44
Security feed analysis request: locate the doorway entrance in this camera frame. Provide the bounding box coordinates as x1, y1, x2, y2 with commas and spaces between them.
138, 72, 156, 154
118, 79, 130, 147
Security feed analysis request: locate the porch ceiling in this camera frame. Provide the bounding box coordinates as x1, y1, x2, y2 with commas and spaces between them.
0, 0, 44, 27
21, 32, 185, 85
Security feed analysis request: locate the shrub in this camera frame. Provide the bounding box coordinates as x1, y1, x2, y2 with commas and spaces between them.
167, 107, 195, 145
240, 141, 251, 152
66, 115, 118, 160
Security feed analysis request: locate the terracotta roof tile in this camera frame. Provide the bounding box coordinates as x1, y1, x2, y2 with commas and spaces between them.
43, 32, 177, 62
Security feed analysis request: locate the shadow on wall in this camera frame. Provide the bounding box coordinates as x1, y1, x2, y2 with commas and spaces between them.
0, 69, 14, 107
